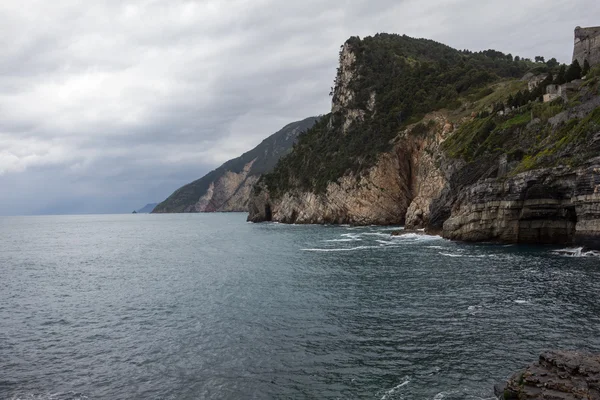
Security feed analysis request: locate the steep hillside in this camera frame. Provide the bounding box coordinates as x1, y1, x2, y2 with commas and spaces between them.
258, 34, 532, 198
153, 117, 318, 213
248, 32, 600, 248
249, 33, 536, 224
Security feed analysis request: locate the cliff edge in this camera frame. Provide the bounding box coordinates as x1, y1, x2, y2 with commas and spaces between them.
247, 31, 600, 248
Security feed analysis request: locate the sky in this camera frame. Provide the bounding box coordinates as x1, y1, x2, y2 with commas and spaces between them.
0, 0, 596, 215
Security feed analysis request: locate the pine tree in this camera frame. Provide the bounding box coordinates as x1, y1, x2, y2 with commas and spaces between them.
546, 58, 559, 68
555, 65, 566, 84
514, 90, 524, 107
582, 59, 591, 77
565, 60, 582, 82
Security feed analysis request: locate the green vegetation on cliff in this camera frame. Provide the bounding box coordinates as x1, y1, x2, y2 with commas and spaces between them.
442, 72, 600, 173
260, 33, 538, 196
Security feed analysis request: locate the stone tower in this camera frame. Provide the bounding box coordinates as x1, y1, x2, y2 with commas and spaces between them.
573, 26, 600, 68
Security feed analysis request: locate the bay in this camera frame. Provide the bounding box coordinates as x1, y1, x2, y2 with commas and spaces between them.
1, 213, 600, 399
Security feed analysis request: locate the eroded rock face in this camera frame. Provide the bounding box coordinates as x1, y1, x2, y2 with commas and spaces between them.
441, 162, 600, 247
404, 116, 453, 229
188, 160, 258, 212
248, 113, 454, 226
248, 151, 412, 225
498, 351, 600, 399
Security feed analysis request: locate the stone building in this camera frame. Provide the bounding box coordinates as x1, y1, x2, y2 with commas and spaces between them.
573, 26, 600, 67
544, 80, 583, 103
527, 75, 546, 91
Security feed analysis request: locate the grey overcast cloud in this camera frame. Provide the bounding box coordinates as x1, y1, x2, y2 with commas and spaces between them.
0, 0, 596, 215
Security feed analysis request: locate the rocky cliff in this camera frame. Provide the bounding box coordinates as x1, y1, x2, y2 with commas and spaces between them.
247, 33, 534, 226
153, 117, 317, 213
247, 111, 452, 226
247, 32, 600, 248
435, 86, 600, 246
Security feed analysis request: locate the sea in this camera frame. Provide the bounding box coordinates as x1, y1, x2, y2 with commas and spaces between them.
2, 213, 600, 400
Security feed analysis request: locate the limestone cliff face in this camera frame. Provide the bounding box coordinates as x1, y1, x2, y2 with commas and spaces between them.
442, 167, 579, 244
437, 155, 600, 247
404, 116, 454, 229
442, 161, 600, 247
247, 31, 600, 248
187, 160, 259, 212
248, 113, 453, 225
248, 150, 411, 225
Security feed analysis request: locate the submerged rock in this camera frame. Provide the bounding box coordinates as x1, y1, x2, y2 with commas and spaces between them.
390, 229, 426, 236
497, 351, 600, 399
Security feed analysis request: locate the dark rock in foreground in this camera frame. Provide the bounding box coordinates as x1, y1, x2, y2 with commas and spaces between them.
496, 351, 600, 399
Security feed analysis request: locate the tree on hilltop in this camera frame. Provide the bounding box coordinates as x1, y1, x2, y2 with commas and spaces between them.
546, 58, 559, 68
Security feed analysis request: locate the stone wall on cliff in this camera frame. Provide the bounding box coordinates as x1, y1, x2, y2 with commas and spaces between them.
573, 26, 600, 67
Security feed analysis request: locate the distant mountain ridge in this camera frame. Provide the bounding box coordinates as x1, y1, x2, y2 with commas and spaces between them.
153, 116, 318, 213
136, 203, 158, 213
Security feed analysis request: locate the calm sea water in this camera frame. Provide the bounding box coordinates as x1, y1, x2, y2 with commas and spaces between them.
2, 213, 600, 400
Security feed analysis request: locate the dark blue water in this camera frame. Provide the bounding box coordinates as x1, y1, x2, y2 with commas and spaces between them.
2, 214, 600, 399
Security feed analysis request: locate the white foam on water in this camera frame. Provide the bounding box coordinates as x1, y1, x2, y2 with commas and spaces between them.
362, 232, 396, 237
552, 247, 600, 257
427, 245, 444, 249
514, 299, 531, 304
391, 233, 443, 241
439, 252, 463, 258
380, 377, 410, 400
340, 233, 362, 239
439, 252, 496, 259
324, 238, 360, 242
301, 245, 382, 252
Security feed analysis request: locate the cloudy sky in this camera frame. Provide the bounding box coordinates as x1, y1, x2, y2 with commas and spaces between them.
0, 0, 596, 215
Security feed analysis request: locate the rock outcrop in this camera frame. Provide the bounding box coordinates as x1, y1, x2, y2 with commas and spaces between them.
246, 30, 600, 248
497, 351, 600, 399
153, 117, 318, 213
442, 161, 600, 247
248, 149, 412, 225
248, 112, 452, 226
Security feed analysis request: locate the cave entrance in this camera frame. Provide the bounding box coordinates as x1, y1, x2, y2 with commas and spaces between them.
264, 203, 272, 222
